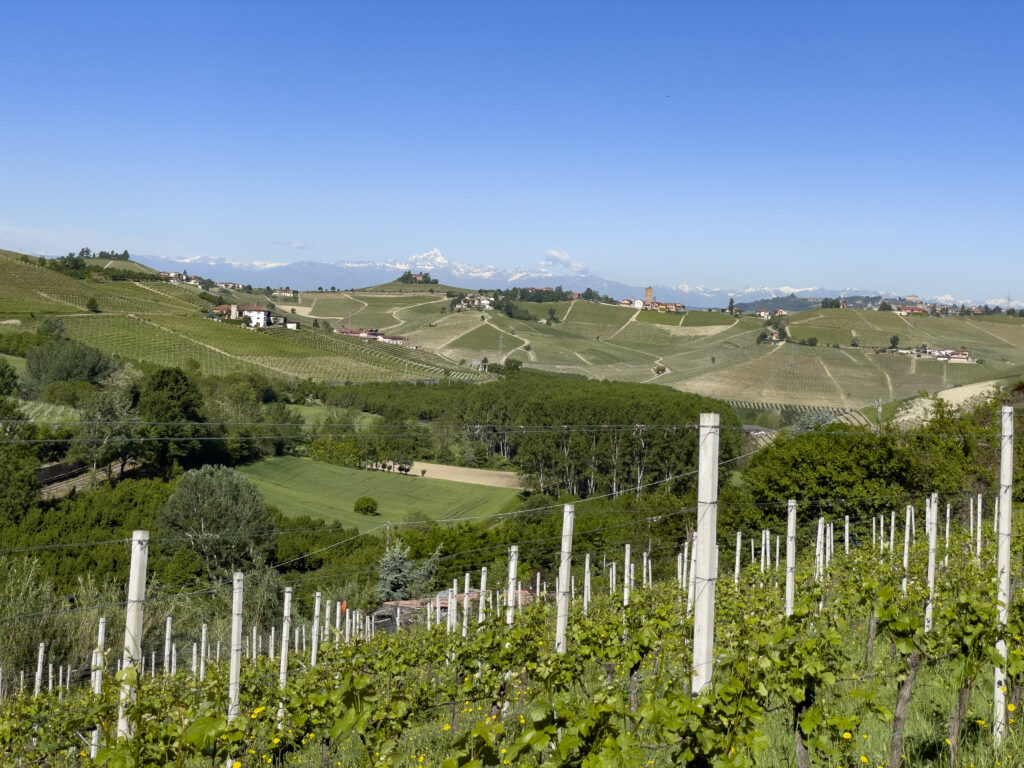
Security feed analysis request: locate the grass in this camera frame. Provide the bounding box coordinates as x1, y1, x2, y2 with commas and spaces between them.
1, 353, 25, 374
239, 456, 521, 530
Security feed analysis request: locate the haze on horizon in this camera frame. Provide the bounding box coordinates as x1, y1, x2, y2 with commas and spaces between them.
1, 1, 1021, 300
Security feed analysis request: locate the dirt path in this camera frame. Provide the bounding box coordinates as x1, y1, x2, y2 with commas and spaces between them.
815, 358, 849, 407
409, 462, 521, 489
383, 298, 446, 331
574, 351, 590, 365
561, 299, 577, 323
609, 309, 640, 339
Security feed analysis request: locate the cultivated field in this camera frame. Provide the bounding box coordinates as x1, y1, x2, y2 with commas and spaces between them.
238, 455, 522, 530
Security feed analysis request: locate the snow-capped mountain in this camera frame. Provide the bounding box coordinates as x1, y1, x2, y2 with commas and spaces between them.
131, 250, 971, 308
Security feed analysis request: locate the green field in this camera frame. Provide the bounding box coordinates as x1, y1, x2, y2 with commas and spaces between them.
239, 456, 521, 529
1, 352, 25, 374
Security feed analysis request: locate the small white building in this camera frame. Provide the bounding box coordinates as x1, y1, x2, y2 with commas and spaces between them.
238, 305, 271, 328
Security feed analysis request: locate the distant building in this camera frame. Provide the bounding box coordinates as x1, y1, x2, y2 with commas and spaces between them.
644, 286, 654, 308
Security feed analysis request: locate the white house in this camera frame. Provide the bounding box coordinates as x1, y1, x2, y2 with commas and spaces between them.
238, 305, 271, 328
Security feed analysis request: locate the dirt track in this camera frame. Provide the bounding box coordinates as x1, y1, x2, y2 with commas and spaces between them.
409, 462, 521, 489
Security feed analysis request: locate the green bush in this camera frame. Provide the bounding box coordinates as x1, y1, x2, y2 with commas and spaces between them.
354, 495, 379, 516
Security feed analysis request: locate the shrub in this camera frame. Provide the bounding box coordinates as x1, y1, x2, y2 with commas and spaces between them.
354, 495, 379, 516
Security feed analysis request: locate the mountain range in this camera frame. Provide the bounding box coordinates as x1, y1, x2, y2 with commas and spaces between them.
131, 249, 993, 309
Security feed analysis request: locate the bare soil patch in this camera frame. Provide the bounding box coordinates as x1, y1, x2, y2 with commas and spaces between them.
409, 461, 521, 489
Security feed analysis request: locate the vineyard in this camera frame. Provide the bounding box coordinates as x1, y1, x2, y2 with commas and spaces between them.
3, 413, 1023, 767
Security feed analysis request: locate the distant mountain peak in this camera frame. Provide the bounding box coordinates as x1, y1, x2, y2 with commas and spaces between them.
131, 250, 988, 307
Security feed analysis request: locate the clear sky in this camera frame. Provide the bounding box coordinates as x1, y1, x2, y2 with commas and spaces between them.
1, 1, 1021, 300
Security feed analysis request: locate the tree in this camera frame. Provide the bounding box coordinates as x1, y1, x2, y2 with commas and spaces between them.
85, 297, 100, 313
728, 298, 735, 314
0, 358, 17, 397
890, 335, 900, 349
22, 338, 117, 398
136, 367, 207, 475
354, 496, 379, 516
0, 398, 39, 526
374, 543, 439, 603
879, 300, 893, 311
157, 465, 276, 579
67, 370, 140, 483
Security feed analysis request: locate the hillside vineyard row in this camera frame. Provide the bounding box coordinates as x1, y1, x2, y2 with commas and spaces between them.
0, 411, 1020, 767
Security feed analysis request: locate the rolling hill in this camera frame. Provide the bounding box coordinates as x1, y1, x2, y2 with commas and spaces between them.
3, 248, 1024, 415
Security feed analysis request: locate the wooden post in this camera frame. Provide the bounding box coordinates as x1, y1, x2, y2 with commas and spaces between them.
734, 531, 741, 585
277, 587, 291, 725
226, 572, 243, 725
478, 567, 488, 625
506, 545, 518, 625
117, 530, 149, 740
786, 500, 796, 617
994, 406, 1014, 745
555, 503, 575, 654
691, 412, 720, 695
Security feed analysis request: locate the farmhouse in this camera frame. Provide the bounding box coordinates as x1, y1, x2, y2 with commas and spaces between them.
334, 328, 406, 345
754, 309, 770, 320
896, 306, 927, 316
773, 309, 789, 317
271, 288, 296, 299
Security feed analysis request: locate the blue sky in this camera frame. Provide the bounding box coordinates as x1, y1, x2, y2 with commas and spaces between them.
1, 1, 1021, 299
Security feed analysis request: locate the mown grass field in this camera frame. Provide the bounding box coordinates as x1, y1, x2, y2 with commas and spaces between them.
238, 455, 522, 529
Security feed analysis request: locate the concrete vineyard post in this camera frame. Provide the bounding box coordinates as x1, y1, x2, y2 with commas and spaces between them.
623, 544, 631, 607
786, 500, 796, 617
691, 413, 720, 695
583, 553, 591, 617
117, 530, 149, 741
844, 515, 849, 555
269, 626, 275, 661
977, 497, 983, 558
200, 624, 208, 681
478, 567, 488, 625
872, 517, 876, 549
555, 503, 575, 654
889, 508, 896, 553
814, 518, 824, 582
462, 572, 470, 638
687, 534, 697, 614
34, 643, 43, 697
163, 616, 172, 675
506, 545, 518, 626
90, 618, 106, 759
277, 587, 292, 725
227, 572, 243, 723
945, 503, 950, 568
734, 532, 741, 585
311, 591, 321, 667
335, 601, 342, 642
994, 406, 1014, 745
610, 561, 616, 596
902, 506, 911, 595
925, 495, 937, 633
